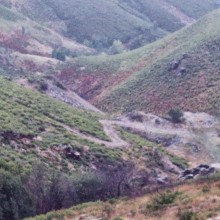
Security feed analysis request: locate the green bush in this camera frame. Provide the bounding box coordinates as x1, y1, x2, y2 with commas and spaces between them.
113, 217, 123, 220
179, 211, 198, 220
168, 108, 184, 123
0, 169, 33, 220
38, 81, 48, 91
146, 191, 180, 212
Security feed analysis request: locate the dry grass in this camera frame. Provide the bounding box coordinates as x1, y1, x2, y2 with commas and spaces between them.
28, 178, 220, 220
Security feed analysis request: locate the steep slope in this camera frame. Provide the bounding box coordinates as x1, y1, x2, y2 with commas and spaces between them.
0, 5, 101, 113
57, 9, 220, 116
2, 0, 220, 49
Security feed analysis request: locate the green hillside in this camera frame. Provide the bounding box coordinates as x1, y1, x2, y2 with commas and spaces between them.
1, 2, 220, 220
0, 76, 187, 219
2, 0, 220, 50
58, 9, 220, 116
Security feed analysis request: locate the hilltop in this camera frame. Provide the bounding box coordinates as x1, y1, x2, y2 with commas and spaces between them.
1, 0, 220, 50
57, 9, 220, 116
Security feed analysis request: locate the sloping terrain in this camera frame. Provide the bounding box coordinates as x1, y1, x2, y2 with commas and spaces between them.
26, 176, 220, 220
0, 5, 101, 112
1, 2, 220, 220
0, 77, 190, 219
3, 73, 220, 219
2, 0, 220, 49
57, 9, 220, 116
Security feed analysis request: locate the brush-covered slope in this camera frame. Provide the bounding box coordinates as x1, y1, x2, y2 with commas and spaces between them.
2, 0, 220, 48
58, 9, 220, 116
0, 76, 114, 169
0, 76, 188, 219
27, 176, 220, 220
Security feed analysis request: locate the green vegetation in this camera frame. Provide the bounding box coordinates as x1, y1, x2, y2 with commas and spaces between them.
0, 169, 33, 220
178, 211, 198, 220
146, 191, 181, 212
119, 128, 154, 149
0, 76, 124, 175
168, 154, 188, 169
25, 177, 220, 220
0, 77, 107, 139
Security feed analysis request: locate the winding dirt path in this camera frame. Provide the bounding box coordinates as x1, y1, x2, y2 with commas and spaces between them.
58, 112, 220, 164
62, 120, 128, 148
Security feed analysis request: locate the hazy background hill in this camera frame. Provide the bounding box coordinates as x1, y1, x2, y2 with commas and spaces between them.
56, 9, 220, 116
2, 0, 220, 50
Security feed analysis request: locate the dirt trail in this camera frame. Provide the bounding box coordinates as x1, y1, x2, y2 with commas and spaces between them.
62, 121, 128, 148
159, 0, 196, 25
53, 111, 220, 165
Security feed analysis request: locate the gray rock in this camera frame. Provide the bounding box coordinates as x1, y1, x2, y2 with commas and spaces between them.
157, 176, 169, 184
182, 174, 194, 180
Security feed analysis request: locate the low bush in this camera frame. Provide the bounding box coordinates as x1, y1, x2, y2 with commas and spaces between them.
146, 191, 180, 212
168, 108, 184, 123
178, 210, 198, 220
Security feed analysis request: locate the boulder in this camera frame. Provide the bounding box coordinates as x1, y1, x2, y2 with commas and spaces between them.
179, 67, 186, 74
169, 60, 180, 70
63, 146, 81, 160
157, 176, 169, 184
182, 174, 194, 180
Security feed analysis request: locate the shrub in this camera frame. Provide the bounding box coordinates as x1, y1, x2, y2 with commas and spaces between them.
146, 191, 180, 212
108, 40, 126, 55
0, 169, 33, 220
108, 198, 118, 204
103, 203, 114, 218
38, 81, 48, 91
113, 217, 123, 220
168, 108, 184, 123
52, 48, 66, 62
179, 211, 198, 220
202, 185, 210, 193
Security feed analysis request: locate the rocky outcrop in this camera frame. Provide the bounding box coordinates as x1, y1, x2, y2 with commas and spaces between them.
179, 164, 215, 181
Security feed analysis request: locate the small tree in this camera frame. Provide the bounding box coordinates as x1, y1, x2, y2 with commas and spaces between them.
108, 40, 126, 55
168, 108, 183, 123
